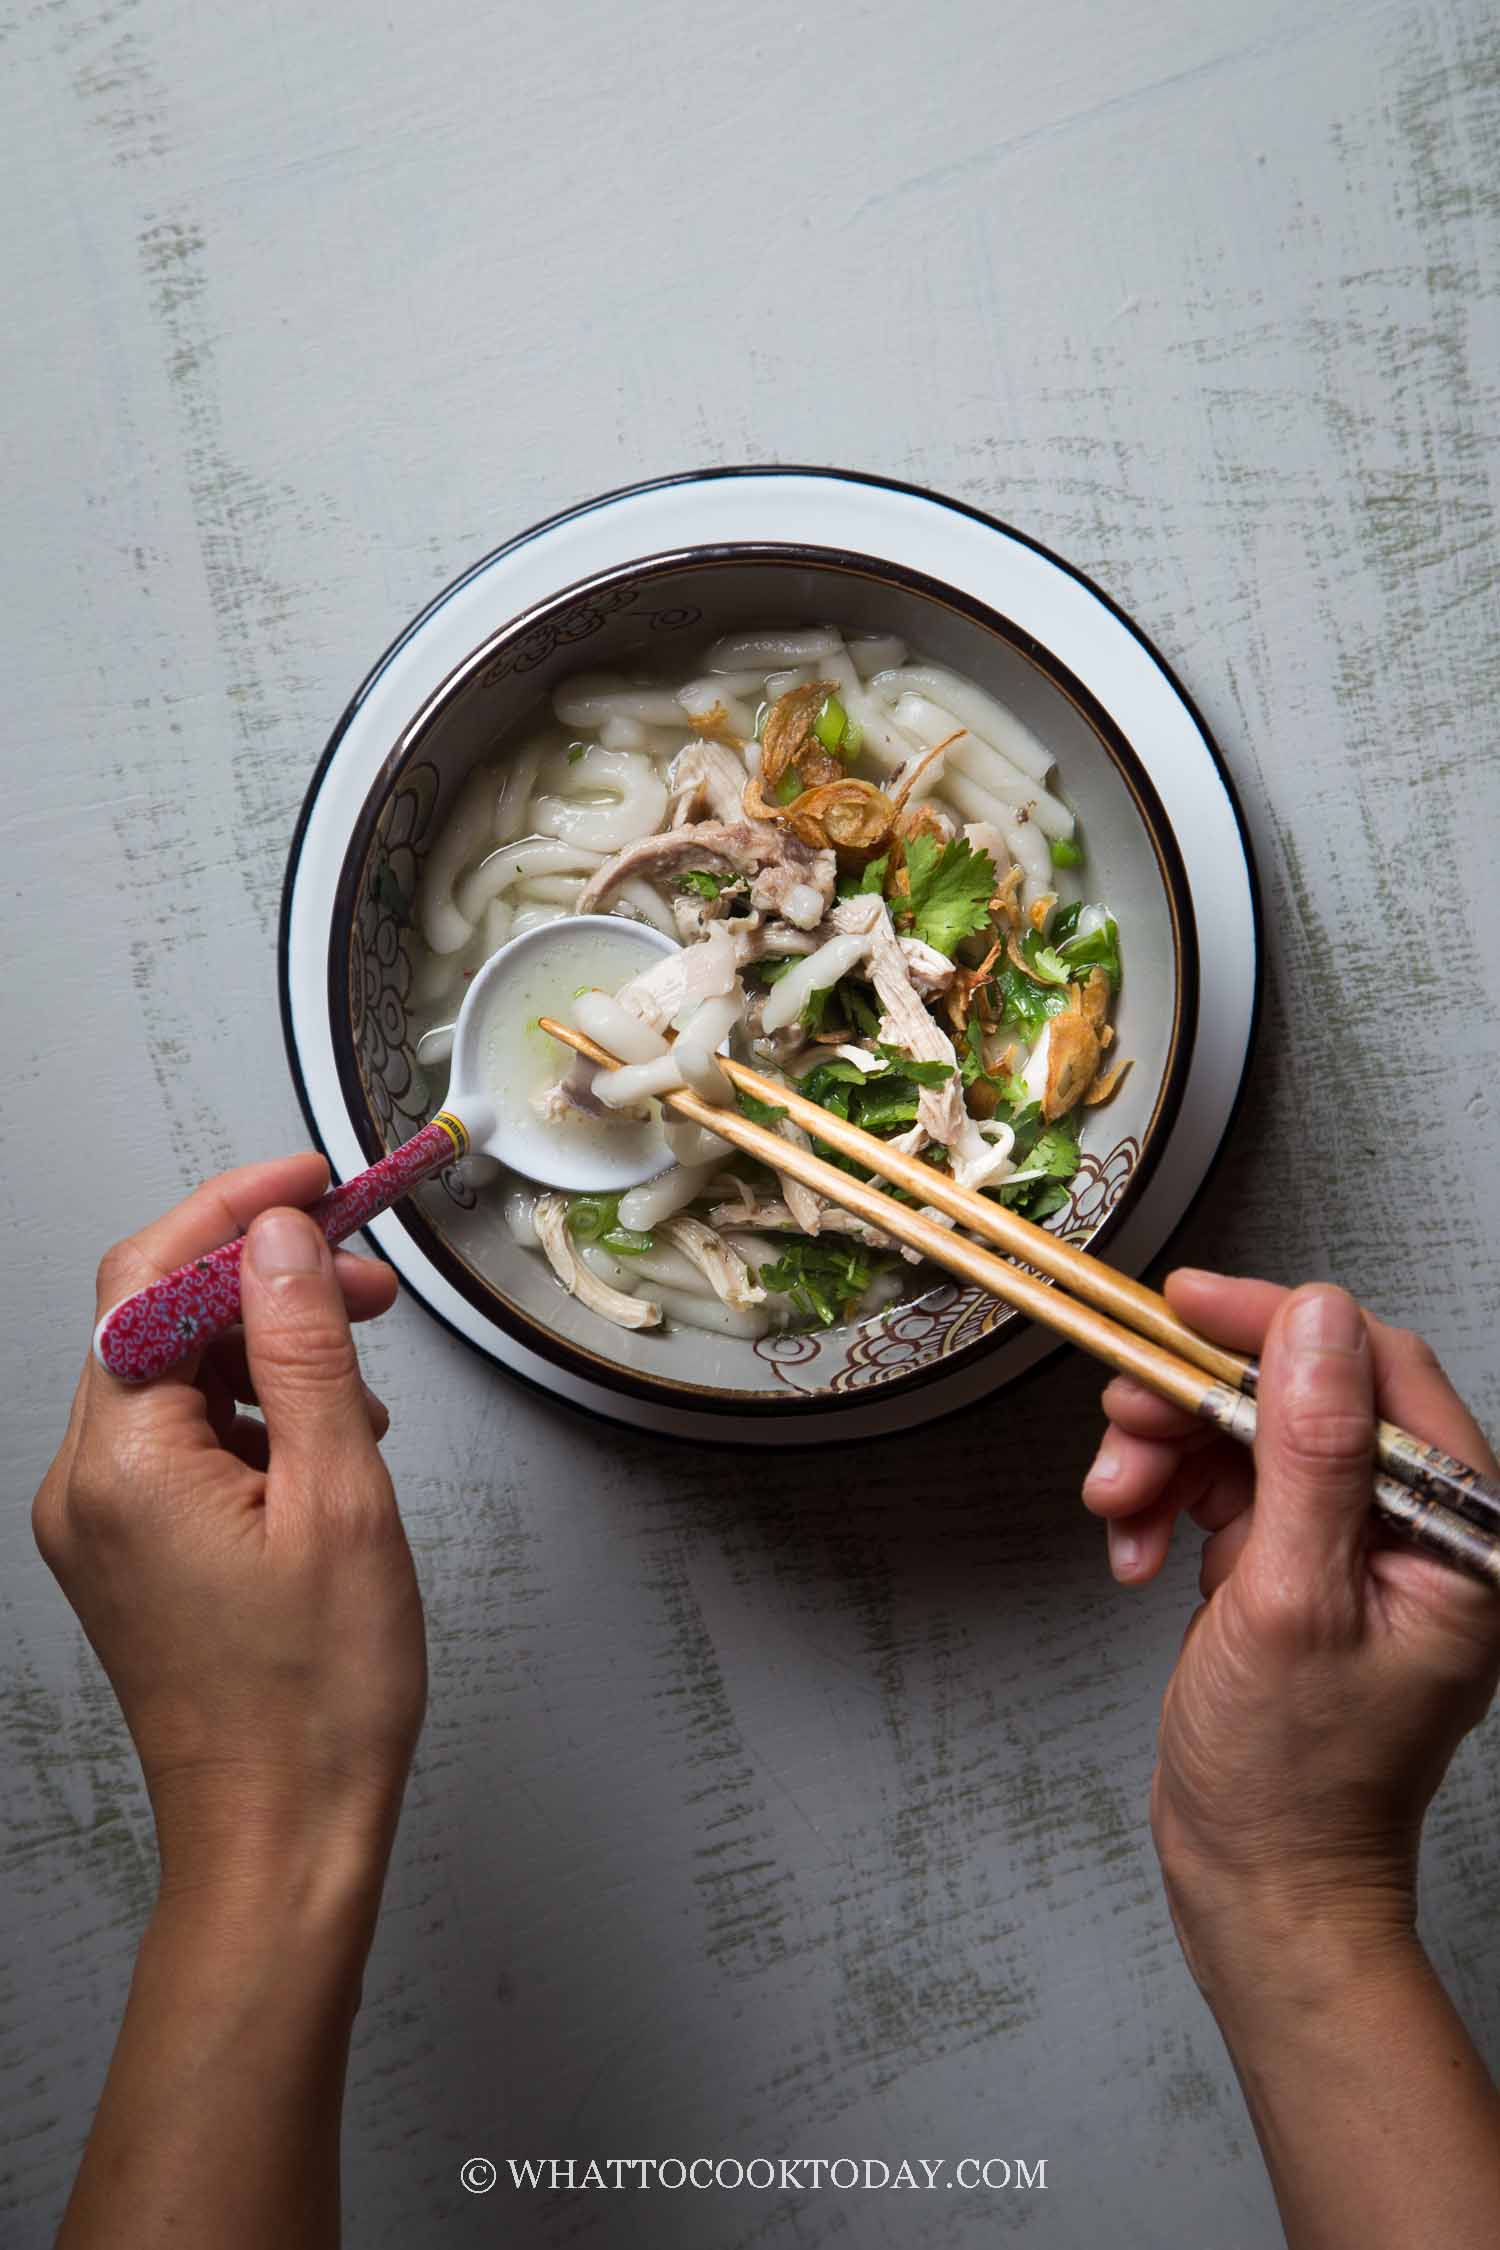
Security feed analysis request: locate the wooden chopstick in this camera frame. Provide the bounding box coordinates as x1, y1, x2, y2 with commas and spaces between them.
540, 1017, 1500, 1590
712, 1049, 1500, 1544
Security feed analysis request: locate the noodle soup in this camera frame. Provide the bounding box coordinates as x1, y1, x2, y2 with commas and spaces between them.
407, 624, 1128, 1341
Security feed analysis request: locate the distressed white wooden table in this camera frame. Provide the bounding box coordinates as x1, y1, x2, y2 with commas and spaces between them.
5, 2, 1498, 2242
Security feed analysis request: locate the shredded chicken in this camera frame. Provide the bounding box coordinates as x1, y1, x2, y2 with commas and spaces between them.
615, 925, 738, 1035
776, 1119, 830, 1236
575, 814, 832, 918
706, 1195, 895, 1252
534, 1195, 661, 1330
749, 853, 834, 929
672, 888, 728, 943
831, 896, 968, 1157
658, 1218, 765, 1311
730, 916, 818, 968
897, 935, 955, 998
666, 740, 748, 827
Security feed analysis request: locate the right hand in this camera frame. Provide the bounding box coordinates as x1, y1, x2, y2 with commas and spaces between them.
1082, 1271, 1500, 1987
32, 1154, 427, 1912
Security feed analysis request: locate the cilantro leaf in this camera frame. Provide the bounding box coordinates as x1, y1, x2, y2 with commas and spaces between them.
990, 1110, 1082, 1218
874, 1042, 955, 1086
993, 963, 1069, 1039
799, 985, 834, 1034
1032, 1124, 1081, 1177
677, 869, 723, 900
1058, 914, 1121, 988
1020, 929, 1071, 986
899, 836, 996, 956
836, 854, 889, 902
800, 1059, 878, 1094
843, 981, 882, 1038
756, 1236, 894, 1327
856, 1086, 921, 1132
736, 1088, 788, 1127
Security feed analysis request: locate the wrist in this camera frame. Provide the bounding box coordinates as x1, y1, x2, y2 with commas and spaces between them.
1159, 1842, 1420, 2020
145, 1832, 390, 2022
145, 1756, 405, 1936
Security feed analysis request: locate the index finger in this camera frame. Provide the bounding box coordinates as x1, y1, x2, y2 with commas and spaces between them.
93, 1152, 333, 1318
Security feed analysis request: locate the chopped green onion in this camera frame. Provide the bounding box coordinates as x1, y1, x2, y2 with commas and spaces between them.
772, 768, 803, 806
566, 742, 588, 765
564, 1195, 656, 1258
601, 1225, 655, 1256
566, 1194, 619, 1244
812, 694, 849, 752
1049, 835, 1084, 868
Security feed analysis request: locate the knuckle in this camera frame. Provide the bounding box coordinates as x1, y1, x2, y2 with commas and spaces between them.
1277, 1399, 1374, 1466
1386, 1324, 1444, 1380
94, 1240, 142, 1304
253, 1310, 359, 1393
66, 1462, 128, 1538
31, 1484, 66, 1570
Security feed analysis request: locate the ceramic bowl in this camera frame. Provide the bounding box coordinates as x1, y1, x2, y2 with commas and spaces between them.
317, 542, 1197, 1424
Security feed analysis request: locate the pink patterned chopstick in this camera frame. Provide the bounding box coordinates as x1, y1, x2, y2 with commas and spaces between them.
93, 1115, 469, 1384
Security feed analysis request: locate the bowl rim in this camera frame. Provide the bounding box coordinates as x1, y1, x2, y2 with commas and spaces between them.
322, 538, 1200, 1416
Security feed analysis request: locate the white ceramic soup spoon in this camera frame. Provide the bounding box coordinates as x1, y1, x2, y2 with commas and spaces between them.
94, 916, 681, 1383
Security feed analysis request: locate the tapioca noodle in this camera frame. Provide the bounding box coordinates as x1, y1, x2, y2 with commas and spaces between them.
408, 626, 1129, 1339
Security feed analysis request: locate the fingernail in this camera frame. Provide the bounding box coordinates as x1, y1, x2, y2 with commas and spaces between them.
1084, 1435, 1121, 1491
1109, 1524, 1140, 1577
1287, 1287, 1364, 1355
248, 1212, 322, 1278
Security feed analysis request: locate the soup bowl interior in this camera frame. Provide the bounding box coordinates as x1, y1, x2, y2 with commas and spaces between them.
332, 548, 1195, 1415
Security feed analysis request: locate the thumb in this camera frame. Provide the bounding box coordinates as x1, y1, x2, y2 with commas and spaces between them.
1251, 1282, 1375, 1612
241, 1209, 378, 1473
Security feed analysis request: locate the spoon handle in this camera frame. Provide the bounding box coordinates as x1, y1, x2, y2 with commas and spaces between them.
93, 1115, 470, 1384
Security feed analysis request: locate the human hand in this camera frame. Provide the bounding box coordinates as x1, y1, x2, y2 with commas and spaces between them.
33, 1153, 427, 1916
1082, 1271, 1500, 1989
